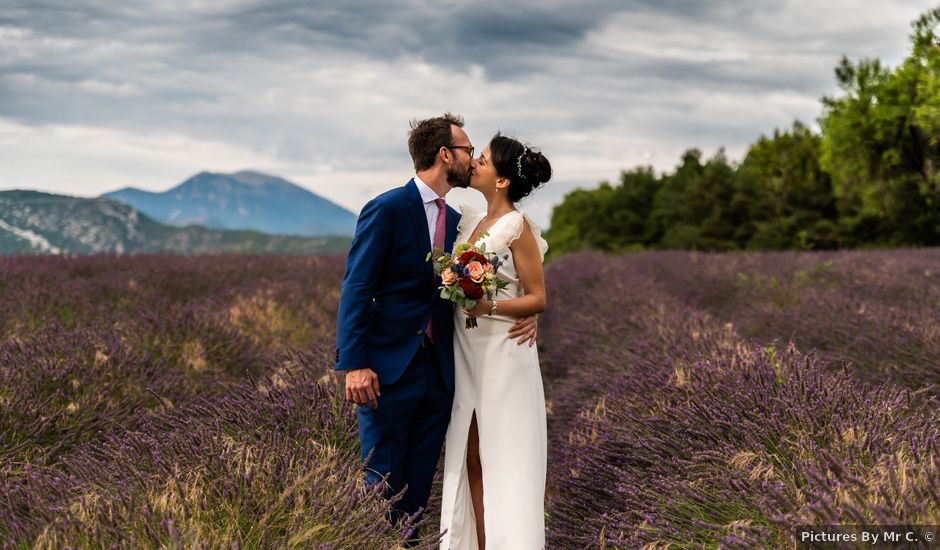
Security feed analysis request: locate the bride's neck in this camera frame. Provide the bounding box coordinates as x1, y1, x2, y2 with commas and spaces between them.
485, 193, 514, 219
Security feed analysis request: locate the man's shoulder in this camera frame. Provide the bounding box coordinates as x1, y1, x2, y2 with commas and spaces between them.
365, 181, 413, 211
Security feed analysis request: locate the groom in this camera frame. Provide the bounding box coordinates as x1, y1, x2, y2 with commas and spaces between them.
334, 113, 537, 537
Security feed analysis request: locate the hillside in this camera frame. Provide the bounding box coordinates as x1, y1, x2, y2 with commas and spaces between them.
0, 190, 350, 255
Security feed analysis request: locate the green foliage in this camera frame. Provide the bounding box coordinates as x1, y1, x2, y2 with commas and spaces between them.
735, 122, 839, 250
648, 149, 739, 250
546, 8, 940, 255
818, 35, 940, 246
544, 167, 659, 256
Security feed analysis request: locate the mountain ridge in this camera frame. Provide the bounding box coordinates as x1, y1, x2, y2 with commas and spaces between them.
0, 190, 350, 255
101, 170, 357, 237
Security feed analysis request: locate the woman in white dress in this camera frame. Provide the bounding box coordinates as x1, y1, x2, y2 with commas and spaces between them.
440, 134, 552, 549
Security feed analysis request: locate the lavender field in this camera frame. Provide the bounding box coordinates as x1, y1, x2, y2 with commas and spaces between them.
1, 250, 938, 548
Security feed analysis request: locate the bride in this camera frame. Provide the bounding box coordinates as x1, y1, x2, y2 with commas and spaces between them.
440, 133, 552, 549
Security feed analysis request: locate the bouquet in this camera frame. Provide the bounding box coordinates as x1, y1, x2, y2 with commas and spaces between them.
427, 236, 509, 328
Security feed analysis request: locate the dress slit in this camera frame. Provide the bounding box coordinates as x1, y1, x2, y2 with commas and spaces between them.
443, 406, 479, 549
465, 411, 483, 532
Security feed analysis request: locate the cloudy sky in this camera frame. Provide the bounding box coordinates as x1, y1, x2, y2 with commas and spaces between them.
0, 0, 931, 227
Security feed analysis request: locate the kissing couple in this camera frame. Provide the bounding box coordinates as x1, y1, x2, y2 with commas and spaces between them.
334, 113, 552, 549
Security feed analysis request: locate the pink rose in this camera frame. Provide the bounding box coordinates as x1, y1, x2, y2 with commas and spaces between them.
466, 261, 485, 283
484, 263, 494, 274
442, 269, 458, 285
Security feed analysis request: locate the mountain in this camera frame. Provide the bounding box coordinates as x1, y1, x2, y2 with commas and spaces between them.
0, 190, 350, 255
101, 170, 357, 237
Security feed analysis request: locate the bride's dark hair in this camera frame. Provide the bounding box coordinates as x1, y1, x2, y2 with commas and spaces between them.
488, 133, 551, 203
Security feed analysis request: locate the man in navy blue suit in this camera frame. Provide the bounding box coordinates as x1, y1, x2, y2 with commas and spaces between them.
334, 113, 538, 541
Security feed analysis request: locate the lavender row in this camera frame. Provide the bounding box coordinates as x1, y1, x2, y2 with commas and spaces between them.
0, 254, 345, 466
622, 249, 940, 393
0, 254, 345, 348
2, 348, 439, 548
0, 255, 442, 548
539, 252, 939, 547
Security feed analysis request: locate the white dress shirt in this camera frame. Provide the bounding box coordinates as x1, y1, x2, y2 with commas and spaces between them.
414, 175, 446, 247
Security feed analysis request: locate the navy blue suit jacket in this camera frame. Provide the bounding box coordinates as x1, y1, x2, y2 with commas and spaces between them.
334, 179, 459, 392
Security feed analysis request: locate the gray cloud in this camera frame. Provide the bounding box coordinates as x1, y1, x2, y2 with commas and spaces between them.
0, 0, 931, 226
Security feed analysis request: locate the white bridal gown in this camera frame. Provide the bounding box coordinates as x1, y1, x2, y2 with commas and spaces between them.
440, 206, 548, 550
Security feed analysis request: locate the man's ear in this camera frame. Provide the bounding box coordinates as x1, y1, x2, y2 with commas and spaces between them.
439, 146, 452, 164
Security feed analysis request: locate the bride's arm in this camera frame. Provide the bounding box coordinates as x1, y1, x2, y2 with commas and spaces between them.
464, 218, 546, 319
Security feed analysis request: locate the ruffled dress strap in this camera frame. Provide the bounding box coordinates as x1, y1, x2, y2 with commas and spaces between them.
456, 204, 486, 240
487, 210, 549, 261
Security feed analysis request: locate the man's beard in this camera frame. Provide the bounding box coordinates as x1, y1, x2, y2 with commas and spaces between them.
446, 162, 471, 188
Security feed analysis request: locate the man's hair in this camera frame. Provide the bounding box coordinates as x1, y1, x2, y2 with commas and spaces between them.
408, 113, 465, 171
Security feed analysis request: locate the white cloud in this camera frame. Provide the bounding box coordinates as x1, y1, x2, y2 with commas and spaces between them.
0, 119, 279, 196
0, 0, 932, 228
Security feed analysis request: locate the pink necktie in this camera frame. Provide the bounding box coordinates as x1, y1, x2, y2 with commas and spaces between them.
427, 198, 446, 342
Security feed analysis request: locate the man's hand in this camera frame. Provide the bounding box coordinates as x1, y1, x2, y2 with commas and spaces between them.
508, 314, 538, 347
345, 368, 381, 408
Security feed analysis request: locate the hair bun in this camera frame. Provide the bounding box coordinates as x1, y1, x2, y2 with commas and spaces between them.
521, 150, 552, 185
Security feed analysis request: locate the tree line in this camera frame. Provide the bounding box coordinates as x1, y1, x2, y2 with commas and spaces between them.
545, 8, 940, 255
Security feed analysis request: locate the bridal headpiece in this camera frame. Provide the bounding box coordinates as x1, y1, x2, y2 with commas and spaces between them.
516, 147, 529, 180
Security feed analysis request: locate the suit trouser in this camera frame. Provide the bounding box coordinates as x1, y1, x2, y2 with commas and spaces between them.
357, 339, 453, 522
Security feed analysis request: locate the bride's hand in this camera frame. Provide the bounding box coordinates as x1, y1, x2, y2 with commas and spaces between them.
462, 299, 491, 319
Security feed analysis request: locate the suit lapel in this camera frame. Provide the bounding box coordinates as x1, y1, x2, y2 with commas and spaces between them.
405, 180, 434, 285
405, 179, 431, 250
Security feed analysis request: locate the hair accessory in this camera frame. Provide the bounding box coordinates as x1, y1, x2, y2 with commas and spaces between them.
516, 147, 529, 180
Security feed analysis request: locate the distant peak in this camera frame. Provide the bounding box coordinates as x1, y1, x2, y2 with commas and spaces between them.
230, 170, 291, 187
103, 186, 140, 194
231, 169, 271, 178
